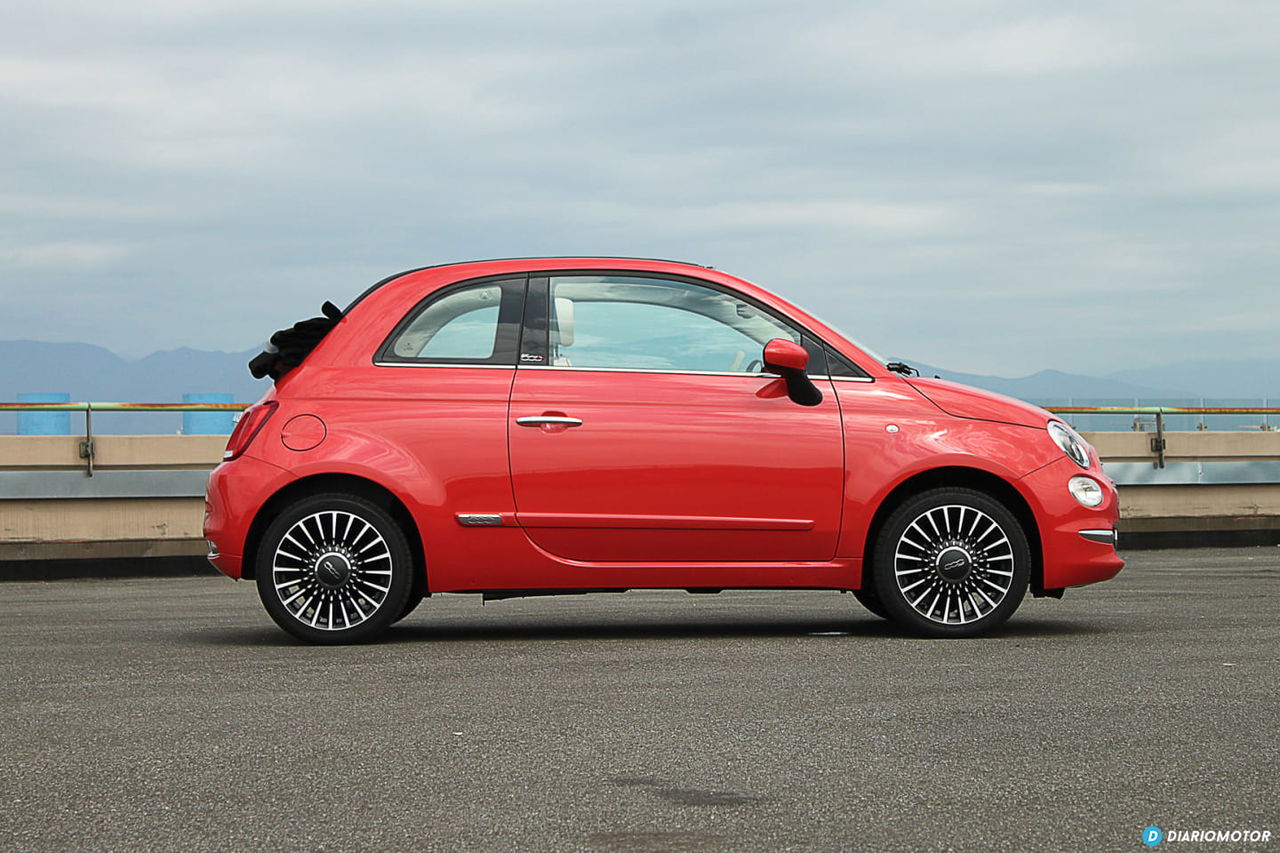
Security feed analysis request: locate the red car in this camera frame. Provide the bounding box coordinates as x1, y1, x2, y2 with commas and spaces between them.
204, 257, 1123, 643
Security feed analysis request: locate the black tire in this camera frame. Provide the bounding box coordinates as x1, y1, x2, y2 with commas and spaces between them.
255, 493, 413, 644
852, 587, 891, 620
872, 487, 1029, 638
394, 587, 425, 624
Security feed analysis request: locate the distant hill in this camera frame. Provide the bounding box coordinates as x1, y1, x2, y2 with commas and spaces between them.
1, 340, 1274, 433
0, 340, 265, 434
905, 361, 1194, 402
1107, 359, 1280, 401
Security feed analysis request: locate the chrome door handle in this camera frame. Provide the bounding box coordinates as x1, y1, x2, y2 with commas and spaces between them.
516, 416, 583, 427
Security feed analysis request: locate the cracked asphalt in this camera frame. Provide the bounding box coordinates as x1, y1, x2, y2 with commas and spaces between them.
2, 547, 1277, 852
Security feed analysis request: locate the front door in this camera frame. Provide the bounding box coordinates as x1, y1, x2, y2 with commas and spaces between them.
508, 274, 844, 563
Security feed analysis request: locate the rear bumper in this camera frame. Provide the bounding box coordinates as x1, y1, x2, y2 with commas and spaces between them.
1018, 458, 1124, 590
203, 454, 290, 580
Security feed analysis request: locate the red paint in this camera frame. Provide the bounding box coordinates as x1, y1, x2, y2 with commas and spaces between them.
279, 414, 326, 451
204, 257, 1123, 612
763, 338, 808, 372
507, 368, 842, 562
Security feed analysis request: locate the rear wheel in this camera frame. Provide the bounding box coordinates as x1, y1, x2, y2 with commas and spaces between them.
255, 493, 412, 644
872, 488, 1029, 638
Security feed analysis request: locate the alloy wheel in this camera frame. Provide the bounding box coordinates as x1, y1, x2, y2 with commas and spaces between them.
270, 510, 396, 632
891, 504, 1016, 626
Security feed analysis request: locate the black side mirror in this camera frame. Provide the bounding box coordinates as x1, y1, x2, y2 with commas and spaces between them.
762, 339, 823, 407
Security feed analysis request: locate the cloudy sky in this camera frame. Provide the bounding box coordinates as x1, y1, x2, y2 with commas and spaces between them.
2, 0, 1277, 375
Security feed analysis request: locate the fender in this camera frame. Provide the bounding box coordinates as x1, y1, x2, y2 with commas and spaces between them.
836, 416, 1057, 558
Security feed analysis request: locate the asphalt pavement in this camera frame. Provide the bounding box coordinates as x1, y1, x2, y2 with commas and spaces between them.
2, 547, 1277, 852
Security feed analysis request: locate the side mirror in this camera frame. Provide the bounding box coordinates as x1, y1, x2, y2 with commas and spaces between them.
763, 339, 809, 373
761, 338, 822, 407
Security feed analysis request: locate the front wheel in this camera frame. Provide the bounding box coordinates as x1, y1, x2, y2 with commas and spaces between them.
256, 493, 413, 644
851, 587, 890, 620
872, 488, 1029, 638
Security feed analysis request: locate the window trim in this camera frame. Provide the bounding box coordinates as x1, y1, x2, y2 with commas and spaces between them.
522, 271, 872, 380
373, 274, 527, 367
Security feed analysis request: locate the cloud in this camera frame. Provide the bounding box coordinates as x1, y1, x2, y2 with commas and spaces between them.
0, 0, 1276, 378
5, 240, 137, 269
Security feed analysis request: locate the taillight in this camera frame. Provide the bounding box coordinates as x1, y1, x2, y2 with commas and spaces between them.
223, 402, 278, 460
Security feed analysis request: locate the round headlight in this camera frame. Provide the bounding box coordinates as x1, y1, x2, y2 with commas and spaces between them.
1048, 421, 1090, 469
1068, 475, 1104, 507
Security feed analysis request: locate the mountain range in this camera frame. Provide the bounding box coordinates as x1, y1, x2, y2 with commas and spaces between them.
1, 339, 1276, 434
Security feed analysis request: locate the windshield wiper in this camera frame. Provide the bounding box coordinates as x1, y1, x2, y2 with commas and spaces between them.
886, 361, 920, 377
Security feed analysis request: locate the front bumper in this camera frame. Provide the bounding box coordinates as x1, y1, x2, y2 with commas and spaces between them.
1018, 457, 1124, 590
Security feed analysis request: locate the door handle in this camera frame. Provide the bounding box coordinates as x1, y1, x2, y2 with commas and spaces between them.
516, 416, 583, 427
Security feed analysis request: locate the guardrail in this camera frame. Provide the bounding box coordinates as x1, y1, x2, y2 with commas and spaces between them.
1048, 407, 1280, 469
1, 402, 1278, 567
2, 402, 1280, 476
0, 402, 247, 476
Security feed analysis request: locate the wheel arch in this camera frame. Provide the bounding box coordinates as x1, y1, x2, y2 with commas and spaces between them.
861, 466, 1045, 595
241, 473, 427, 599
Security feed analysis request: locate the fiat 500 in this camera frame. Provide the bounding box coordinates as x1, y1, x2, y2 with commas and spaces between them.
204, 257, 1123, 643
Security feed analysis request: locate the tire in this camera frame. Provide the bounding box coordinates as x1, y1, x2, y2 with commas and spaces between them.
852, 587, 891, 620
872, 488, 1029, 638
394, 587, 425, 624
255, 493, 413, 644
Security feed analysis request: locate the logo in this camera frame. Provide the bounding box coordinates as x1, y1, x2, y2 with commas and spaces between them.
1148, 827, 1273, 844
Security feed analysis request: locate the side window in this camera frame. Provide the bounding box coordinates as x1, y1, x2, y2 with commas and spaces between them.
545, 276, 801, 373
825, 346, 870, 379
378, 278, 524, 365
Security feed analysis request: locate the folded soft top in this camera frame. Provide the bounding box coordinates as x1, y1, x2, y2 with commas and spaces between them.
248, 301, 342, 381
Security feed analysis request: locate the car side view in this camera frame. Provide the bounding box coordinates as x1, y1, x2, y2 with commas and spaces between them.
204, 257, 1123, 643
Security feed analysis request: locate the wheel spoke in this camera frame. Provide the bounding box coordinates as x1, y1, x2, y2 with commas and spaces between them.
981, 536, 1010, 553
901, 576, 930, 594
924, 510, 943, 538
979, 576, 1009, 594
280, 587, 307, 606
900, 534, 928, 551
295, 522, 317, 548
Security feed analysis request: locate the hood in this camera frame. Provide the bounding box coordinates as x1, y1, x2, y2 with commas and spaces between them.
905, 377, 1051, 428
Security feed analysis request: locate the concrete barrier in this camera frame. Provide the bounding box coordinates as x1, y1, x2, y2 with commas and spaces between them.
0, 431, 1277, 576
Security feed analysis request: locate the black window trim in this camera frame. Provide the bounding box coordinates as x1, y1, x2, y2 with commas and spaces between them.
373, 273, 528, 367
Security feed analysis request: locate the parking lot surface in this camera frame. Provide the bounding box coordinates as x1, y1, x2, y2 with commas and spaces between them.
2, 547, 1277, 852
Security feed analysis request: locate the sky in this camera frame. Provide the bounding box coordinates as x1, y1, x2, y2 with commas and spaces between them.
1, 0, 1278, 376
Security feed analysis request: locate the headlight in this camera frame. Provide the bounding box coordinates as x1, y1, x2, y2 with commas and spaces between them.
1048, 421, 1090, 469
1068, 475, 1104, 507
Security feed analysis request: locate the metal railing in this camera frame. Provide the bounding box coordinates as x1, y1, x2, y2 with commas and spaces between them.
1044, 407, 1280, 468
0, 402, 248, 477
3, 402, 1279, 476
